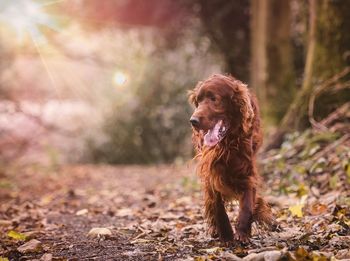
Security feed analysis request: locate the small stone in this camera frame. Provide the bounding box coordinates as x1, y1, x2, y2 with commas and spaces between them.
221, 252, 242, 261
243, 252, 265, 261
17, 239, 42, 254
40, 253, 53, 261
243, 251, 282, 261
87, 227, 112, 238
263, 251, 282, 261
76, 209, 89, 216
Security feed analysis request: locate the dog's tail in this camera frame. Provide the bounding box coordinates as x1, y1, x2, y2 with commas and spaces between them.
253, 196, 274, 228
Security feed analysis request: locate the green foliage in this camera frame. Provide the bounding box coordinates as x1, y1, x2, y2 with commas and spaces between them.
262, 129, 350, 196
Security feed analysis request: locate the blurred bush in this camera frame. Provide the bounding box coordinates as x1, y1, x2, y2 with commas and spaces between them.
87, 28, 222, 164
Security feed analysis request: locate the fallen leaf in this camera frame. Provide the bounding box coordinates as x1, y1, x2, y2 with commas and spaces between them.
329, 175, 338, 189
289, 204, 304, 218
7, 230, 27, 241
297, 183, 308, 197
40, 195, 53, 205
130, 238, 153, 244
288, 195, 307, 218
295, 247, 308, 259
159, 212, 180, 221
309, 203, 328, 216
0, 220, 12, 226
335, 249, 350, 259
116, 208, 133, 217
202, 247, 222, 254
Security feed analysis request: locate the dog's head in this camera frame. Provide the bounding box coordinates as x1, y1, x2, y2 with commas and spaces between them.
189, 74, 254, 147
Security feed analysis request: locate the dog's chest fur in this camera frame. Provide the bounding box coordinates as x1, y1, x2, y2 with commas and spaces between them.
198, 146, 255, 200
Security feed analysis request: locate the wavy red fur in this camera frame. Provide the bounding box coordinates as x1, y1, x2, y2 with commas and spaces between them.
189, 74, 273, 242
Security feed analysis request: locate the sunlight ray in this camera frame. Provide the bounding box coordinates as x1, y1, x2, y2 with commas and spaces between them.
40, 0, 68, 7
30, 35, 60, 98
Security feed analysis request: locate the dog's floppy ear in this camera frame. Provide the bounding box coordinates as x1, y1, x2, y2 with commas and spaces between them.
188, 81, 202, 106
230, 82, 254, 135
240, 88, 255, 135
188, 89, 197, 105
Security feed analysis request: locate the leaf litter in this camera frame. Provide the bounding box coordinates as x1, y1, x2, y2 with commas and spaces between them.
0, 129, 349, 260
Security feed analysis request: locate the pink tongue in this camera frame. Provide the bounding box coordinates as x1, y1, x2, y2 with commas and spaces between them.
204, 120, 225, 147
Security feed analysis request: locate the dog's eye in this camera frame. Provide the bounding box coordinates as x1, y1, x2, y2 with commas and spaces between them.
210, 96, 216, 102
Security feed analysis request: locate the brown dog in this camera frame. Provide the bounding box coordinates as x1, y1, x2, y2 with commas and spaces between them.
189, 74, 272, 242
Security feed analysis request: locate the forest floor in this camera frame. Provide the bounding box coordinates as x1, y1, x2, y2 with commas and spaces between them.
0, 131, 350, 260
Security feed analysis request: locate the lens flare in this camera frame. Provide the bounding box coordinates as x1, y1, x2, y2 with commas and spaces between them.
113, 71, 128, 86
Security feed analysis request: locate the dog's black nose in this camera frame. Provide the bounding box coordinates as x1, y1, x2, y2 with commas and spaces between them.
190, 116, 200, 128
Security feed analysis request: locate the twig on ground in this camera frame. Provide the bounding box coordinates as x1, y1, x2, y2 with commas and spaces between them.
320, 102, 350, 127
306, 133, 350, 169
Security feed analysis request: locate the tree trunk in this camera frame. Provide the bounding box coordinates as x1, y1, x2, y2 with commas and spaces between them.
251, 0, 295, 125
266, 0, 350, 150
312, 0, 350, 120
198, 0, 251, 82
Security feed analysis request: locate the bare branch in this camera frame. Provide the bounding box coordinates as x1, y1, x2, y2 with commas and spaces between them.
308, 67, 350, 131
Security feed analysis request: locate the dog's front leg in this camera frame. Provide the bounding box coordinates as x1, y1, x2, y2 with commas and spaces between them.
235, 186, 255, 242
204, 184, 234, 242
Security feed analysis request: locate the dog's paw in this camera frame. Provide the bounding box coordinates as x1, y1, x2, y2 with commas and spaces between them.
234, 230, 250, 243
208, 227, 219, 239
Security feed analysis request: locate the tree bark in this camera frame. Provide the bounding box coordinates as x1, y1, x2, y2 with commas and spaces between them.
265, 0, 316, 150
198, 0, 251, 82
266, 0, 350, 150
251, 0, 295, 125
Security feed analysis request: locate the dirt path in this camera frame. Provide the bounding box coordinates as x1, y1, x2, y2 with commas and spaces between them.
0, 164, 349, 260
